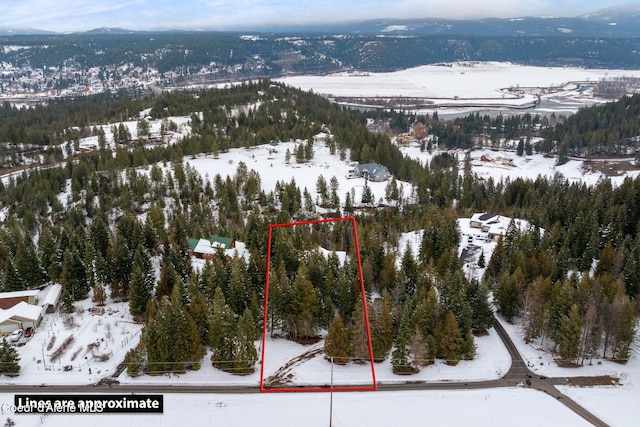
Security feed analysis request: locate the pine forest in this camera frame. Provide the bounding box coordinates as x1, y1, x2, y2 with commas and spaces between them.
0, 81, 639, 377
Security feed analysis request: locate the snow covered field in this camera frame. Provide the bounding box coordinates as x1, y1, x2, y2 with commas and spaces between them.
0, 388, 591, 427
278, 61, 640, 116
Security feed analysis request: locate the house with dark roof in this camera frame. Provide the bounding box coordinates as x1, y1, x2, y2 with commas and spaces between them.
470, 213, 499, 230
352, 163, 391, 182
0, 290, 39, 310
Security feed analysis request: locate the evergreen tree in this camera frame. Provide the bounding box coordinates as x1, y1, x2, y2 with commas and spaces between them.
92, 283, 107, 306
15, 236, 46, 288
391, 300, 413, 374
547, 279, 574, 342
316, 175, 328, 204
478, 250, 486, 268
400, 242, 418, 296
155, 253, 180, 300
370, 290, 394, 362
410, 325, 428, 370
484, 235, 506, 281
304, 139, 314, 161
295, 143, 305, 163
169, 215, 192, 282
468, 280, 494, 333
344, 191, 354, 214
557, 304, 583, 364
59, 248, 89, 300
350, 295, 370, 361
209, 287, 237, 371
129, 247, 154, 317
435, 311, 462, 366
0, 339, 20, 376
494, 271, 521, 322
38, 225, 59, 282
412, 287, 438, 339
233, 308, 258, 375
325, 314, 351, 365
3, 259, 25, 292
525, 139, 533, 155
124, 347, 143, 377
385, 177, 399, 203
188, 290, 210, 345
287, 264, 320, 339
143, 286, 203, 374
614, 300, 636, 360
110, 235, 133, 301
228, 256, 250, 315
361, 178, 373, 204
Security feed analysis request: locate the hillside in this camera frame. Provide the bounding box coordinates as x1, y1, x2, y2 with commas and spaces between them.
1, 81, 640, 425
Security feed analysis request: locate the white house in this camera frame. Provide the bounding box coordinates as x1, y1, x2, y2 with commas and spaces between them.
469, 212, 539, 242
313, 132, 333, 144
0, 301, 43, 335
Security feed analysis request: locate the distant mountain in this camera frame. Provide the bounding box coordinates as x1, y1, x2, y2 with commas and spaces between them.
581, 2, 640, 20
82, 27, 138, 35
295, 14, 640, 37
0, 27, 55, 36
268, 3, 640, 37
579, 2, 640, 35
2, 3, 640, 37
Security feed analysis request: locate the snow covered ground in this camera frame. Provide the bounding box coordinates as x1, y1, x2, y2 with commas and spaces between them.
278, 61, 640, 116
184, 140, 414, 208
4, 296, 142, 387
0, 387, 590, 427
3, 138, 638, 424
4, 74, 640, 424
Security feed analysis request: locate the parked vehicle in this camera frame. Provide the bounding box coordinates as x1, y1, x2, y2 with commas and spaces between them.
24, 327, 33, 338
8, 329, 23, 342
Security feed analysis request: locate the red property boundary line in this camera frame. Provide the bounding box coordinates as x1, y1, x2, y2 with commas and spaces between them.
259, 216, 377, 393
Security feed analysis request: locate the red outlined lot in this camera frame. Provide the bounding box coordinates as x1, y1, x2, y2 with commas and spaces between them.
259, 217, 377, 393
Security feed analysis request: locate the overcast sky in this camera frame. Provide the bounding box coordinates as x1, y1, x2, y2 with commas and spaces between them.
0, 0, 630, 32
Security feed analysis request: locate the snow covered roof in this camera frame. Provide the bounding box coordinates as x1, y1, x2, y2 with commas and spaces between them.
0, 301, 43, 324
484, 217, 534, 239
313, 132, 333, 141
354, 163, 391, 180
194, 238, 219, 255
471, 213, 498, 222
0, 289, 39, 300
190, 235, 234, 252
39, 284, 62, 308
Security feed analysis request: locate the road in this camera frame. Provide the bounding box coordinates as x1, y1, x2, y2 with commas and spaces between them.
0, 316, 611, 426
492, 319, 609, 427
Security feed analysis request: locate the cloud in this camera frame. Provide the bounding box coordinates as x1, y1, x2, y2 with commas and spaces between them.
0, 0, 625, 32
0, 0, 141, 30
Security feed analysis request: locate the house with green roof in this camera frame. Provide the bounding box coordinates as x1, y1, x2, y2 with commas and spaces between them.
189, 235, 236, 260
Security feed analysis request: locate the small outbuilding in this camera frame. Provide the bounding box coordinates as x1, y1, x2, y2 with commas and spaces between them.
40, 284, 63, 314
